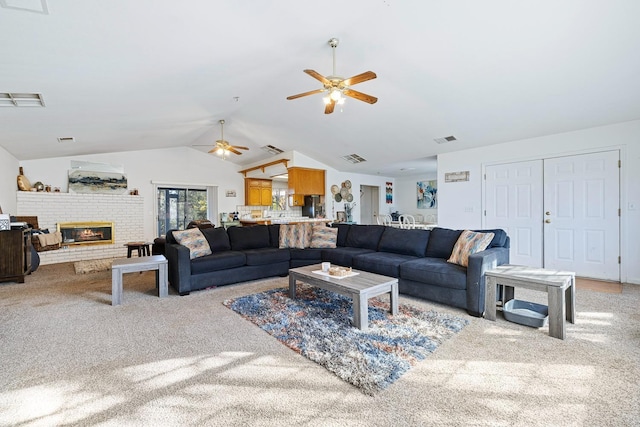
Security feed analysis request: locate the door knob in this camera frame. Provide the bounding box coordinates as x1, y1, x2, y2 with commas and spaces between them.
545, 211, 551, 216
545, 219, 551, 223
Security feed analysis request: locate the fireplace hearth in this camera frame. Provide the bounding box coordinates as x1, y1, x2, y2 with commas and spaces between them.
57, 222, 114, 245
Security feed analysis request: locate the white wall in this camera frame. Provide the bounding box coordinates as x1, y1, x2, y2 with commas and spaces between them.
0, 146, 19, 215
395, 174, 438, 222
437, 119, 640, 284
19, 147, 245, 241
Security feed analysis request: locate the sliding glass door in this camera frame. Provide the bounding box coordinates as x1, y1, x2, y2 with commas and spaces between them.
157, 187, 208, 236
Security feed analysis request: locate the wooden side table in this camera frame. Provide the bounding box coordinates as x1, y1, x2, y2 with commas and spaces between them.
124, 241, 152, 257
111, 255, 168, 306
484, 265, 575, 339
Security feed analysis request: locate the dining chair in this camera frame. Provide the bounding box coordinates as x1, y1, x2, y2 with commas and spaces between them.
382, 214, 393, 227
399, 214, 416, 229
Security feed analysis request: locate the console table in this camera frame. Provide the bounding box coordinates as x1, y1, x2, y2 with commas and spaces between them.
484, 265, 575, 340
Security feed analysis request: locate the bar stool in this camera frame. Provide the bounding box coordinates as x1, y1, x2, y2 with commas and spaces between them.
125, 241, 151, 257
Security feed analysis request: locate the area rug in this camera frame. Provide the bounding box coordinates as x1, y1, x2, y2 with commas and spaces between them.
223, 284, 469, 395
73, 258, 113, 274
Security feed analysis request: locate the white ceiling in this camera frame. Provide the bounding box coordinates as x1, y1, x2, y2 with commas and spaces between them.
2, 1, 639, 177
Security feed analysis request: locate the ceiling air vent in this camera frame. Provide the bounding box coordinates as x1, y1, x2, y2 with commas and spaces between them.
0, 92, 45, 107
57, 137, 75, 143
434, 135, 457, 144
261, 145, 284, 155
342, 154, 367, 164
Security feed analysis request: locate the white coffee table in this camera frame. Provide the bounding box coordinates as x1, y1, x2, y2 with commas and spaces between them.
111, 255, 168, 306
289, 264, 398, 332
484, 265, 575, 339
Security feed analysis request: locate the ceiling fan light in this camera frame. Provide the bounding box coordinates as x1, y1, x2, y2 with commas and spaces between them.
337, 97, 346, 105
322, 95, 331, 105
330, 89, 342, 101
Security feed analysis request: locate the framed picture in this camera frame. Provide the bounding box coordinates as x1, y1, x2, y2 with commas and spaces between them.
417, 180, 437, 209
336, 211, 347, 222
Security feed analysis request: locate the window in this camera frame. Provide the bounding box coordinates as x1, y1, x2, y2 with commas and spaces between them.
157, 187, 208, 236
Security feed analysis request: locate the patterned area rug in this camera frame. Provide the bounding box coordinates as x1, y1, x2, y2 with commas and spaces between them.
223, 284, 469, 395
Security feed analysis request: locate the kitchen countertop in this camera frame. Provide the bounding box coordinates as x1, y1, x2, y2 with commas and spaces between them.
239, 217, 332, 225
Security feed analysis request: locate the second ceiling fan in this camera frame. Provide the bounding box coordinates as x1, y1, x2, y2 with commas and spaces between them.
286, 38, 377, 114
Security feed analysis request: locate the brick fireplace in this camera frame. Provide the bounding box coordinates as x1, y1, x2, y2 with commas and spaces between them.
17, 192, 144, 265
58, 221, 115, 245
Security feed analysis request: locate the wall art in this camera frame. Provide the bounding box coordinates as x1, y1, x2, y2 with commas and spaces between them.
68, 170, 128, 194
417, 180, 437, 209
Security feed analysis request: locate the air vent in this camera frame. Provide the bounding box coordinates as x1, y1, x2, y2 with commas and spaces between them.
0, 92, 45, 107
342, 154, 367, 164
261, 145, 284, 155
434, 135, 457, 144
57, 137, 75, 143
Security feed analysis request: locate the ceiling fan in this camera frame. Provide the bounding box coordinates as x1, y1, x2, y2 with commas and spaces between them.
286, 38, 377, 114
195, 119, 248, 159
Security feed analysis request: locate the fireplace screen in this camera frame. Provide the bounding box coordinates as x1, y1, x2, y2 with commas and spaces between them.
57, 222, 114, 245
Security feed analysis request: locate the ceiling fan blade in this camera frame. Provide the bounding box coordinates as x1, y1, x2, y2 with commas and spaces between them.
304, 69, 330, 85
342, 71, 377, 87
324, 99, 336, 114
286, 88, 324, 100
208, 147, 219, 154
232, 146, 249, 150
343, 88, 378, 104
228, 147, 243, 155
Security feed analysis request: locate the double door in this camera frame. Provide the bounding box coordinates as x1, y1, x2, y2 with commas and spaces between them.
484, 150, 620, 281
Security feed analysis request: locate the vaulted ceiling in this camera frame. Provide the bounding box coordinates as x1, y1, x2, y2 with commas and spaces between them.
2, 1, 639, 176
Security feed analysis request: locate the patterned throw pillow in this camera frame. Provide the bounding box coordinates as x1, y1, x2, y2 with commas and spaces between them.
310, 224, 338, 248
172, 228, 212, 259
279, 224, 303, 249
447, 229, 495, 267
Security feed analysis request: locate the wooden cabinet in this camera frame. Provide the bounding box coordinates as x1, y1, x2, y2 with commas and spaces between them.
0, 229, 32, 283
288, 167, 325, 204
245, 178, 273, 206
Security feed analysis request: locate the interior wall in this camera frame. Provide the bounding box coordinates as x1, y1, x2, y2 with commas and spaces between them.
437, 119, 640, 284
19, 147, 245, 241
0, 146, 19, 215
394, 174, 438, 222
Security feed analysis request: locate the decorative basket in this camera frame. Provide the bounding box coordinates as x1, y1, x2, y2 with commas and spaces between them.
32, 236, 61, 252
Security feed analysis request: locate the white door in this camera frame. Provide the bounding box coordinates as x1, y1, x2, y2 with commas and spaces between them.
360, 185, 379, 225
485, 160, 544, 267
543, 151, 620, 280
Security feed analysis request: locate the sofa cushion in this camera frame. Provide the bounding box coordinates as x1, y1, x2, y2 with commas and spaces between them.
321, 247, 375, 267
331, 223, 351, 247
425, 227, 463, 259
190, 251, 246, 274
268, 224, 280, 248
310, 224, 338, 248
352, 252, 419, 278
228, 225, 270, 250
200, 227, 231, 252
171, 228, 212, 259
289, 247, 324, 261
378, 227, 429, 257
448, 230, 495, 267
400, 258, 468, 290
243, 248, 290, 266
344, 224, 385, 250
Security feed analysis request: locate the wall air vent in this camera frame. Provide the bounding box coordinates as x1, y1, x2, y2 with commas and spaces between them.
57, 137, 75, 143
434, 135, 457, 144
342, 154, 367, 164
0, 92, 45, 107
261, 145, 284, 155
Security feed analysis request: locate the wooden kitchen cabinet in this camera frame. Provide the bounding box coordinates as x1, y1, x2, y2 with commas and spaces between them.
0, 228, 32, 284
288, 167, 325, 197
245, 178, 273, 206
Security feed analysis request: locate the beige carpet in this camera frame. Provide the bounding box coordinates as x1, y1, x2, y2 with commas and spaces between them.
1, 263, 638, 426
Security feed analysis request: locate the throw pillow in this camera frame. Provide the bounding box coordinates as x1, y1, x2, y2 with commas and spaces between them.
447, 230, 495, 267
172, 228, 212, 259
279, 224, 305, 249
310, 224, 338, 248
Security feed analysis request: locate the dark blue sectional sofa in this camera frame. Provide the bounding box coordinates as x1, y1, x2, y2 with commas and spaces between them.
164, 224, 510, 317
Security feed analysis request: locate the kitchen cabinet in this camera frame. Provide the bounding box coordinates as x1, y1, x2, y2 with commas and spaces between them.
0, 228, 32, 284
288, 167, 325, 206
245, 178, 273, 206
